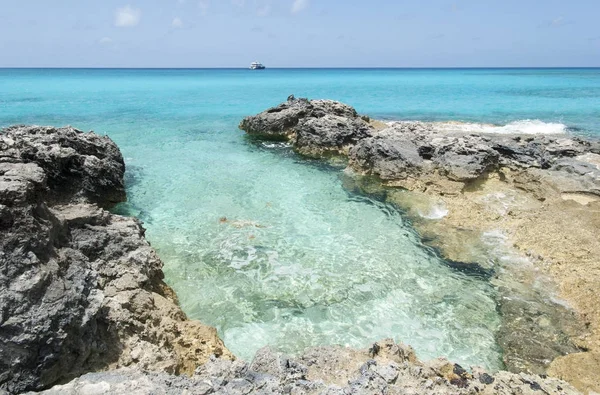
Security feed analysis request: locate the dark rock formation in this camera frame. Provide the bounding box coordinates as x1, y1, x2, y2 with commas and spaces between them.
29, 339, 579, 395
239, 97, 372, 156
0, 126, 231, 394
0, 125, 126, 207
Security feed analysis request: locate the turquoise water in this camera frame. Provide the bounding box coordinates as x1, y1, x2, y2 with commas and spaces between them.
2, 68, 600, 369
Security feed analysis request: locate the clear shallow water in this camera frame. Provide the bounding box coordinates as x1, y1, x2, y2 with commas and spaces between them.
2, 68, 599, 369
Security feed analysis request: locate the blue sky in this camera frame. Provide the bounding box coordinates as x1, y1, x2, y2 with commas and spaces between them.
1, 0, 598, 67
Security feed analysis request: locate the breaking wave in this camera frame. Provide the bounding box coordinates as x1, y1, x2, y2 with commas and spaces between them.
433, 119, 568, 135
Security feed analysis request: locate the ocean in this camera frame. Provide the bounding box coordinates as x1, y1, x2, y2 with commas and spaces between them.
2, 68, 599, 370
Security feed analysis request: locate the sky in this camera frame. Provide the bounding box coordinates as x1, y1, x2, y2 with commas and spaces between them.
0, 0, 599, 67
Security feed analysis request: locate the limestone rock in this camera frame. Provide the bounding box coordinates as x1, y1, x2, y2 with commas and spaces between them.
29, 339, 580, 395
0, 125, 125, 207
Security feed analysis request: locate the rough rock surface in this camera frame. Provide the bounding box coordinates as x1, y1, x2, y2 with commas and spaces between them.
29, 339, 580, 395
0, 126, 231, 394
349, 121, 600, 185
239, 97, 372, 156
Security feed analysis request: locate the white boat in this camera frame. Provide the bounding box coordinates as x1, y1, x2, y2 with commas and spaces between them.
249, 61, 265, 70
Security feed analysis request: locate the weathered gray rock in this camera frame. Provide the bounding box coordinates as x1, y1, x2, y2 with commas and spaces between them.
0, 126, 231, 394
350, 123, 600, 185
295, 114, 372, 155
239, 97, 372, 155
0, 125, 125, 207
241, 99, 600, 189
29, 339, 580, 395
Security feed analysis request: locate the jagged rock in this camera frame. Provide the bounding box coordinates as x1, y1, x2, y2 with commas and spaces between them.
239, 97, 372, 155
0, 126, 231, 394
0, 125, 125, 207
350, 124, 600, 186
349, 134, 427, 180
294, 114, 372, 156
241, 100, 600, 188
350, 130, 502, 182
28, 339, 580, 395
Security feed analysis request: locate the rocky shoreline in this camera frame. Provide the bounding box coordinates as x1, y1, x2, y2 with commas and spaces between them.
0, 126, 231, 394
240, 97, 600, 393
0, 121, 592, 394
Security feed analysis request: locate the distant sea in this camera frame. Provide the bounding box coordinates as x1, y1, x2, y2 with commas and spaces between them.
2, 68, 599, 369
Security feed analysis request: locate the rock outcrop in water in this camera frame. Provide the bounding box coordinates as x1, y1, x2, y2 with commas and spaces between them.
240, 97, 600, 188
240, 97, 372, 156
241, 98, 600, 393
0, 126, 231, 394
29, 339, 579, 395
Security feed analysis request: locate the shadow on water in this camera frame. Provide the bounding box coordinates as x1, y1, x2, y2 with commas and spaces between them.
244, 134, 351, 170
340, 172, 496, 281
111, 164, 154, 224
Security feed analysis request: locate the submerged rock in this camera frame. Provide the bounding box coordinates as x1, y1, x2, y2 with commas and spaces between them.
29, 339, 580, 395
0, 126, 231, 394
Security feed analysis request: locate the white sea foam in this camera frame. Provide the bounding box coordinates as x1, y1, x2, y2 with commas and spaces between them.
262, 142, 292, 148
418, 205, 449, 220
434, 120, 568, 135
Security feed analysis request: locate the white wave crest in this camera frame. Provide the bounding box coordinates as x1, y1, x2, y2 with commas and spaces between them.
434, 120, 567, 135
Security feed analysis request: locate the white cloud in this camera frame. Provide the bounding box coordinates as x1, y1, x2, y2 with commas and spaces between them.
291, 0, 308, 14
199, 0, 210, 15
98, 37, 113, 45
256, 5, 271, 17
115, 5, 141, 27
172, 17, 183, 28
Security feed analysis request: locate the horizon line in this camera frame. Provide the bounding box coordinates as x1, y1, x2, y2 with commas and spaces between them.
1, 66, 600, 70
